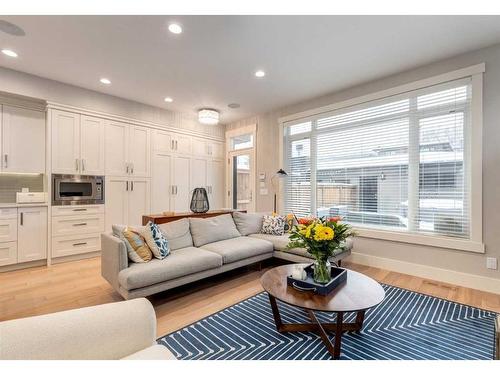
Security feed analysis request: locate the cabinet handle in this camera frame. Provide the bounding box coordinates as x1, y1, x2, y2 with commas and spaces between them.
73, 242, 88, 246
81, 159, 85, 172
126, 181, 129, 191
72, 223, 87, 226
131, 163, 134, 174
171, 140, 174, 150
3, 154, 7, 168
75, 158, 79, 172
175, 185, 178, 195
126, 164, 129, 174
131, 181, 134, 191
20, 212, 23, 226
175, 140, 178, 150
73, 208, 87, 212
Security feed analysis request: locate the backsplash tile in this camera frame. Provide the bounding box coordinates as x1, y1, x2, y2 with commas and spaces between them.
0, 174, 45, 203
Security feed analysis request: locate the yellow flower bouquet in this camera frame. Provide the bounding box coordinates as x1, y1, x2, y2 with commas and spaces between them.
288, 216, 355, 284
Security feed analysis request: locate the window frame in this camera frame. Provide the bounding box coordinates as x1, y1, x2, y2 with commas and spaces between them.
279, 64, 484, 253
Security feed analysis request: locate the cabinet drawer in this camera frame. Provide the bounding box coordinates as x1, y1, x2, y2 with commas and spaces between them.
51, 234, 101, 258
0, 218, 17, 243
52, 205, 105, 217
0, 208, 17, 219
52, 214, 105, 236
0, 241, 17, 266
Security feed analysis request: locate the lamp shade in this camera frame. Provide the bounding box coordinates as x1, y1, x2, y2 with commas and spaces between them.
190, 188, 210, 213
198, 109, 220, 125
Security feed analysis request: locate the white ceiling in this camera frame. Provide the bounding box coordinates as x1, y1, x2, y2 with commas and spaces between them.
1, 15, 500, 124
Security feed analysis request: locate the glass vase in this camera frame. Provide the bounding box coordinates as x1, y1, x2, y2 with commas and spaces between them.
313, 257, 332, 284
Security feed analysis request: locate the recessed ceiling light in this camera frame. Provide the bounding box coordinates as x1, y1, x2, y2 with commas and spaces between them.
0, 20, 26, 36
100, 78, 111, 85
228, 103, 240, 109
168, 23, 182, 34
2, 49, 18, 58
255, 70, 266, 78
164, 97, 173, 103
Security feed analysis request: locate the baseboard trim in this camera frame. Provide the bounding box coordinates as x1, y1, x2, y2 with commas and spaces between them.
51, 251, 101, 264
348, 251, 500, 295
0, 259, 47, 273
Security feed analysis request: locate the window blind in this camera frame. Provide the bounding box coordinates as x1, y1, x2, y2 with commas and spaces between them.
284, 78, 471, 239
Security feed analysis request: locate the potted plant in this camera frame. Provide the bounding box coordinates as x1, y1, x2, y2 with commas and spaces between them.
287, 216, 355, 284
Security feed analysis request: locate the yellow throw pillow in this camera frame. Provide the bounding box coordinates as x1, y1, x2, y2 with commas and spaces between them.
123, 228, 153, 263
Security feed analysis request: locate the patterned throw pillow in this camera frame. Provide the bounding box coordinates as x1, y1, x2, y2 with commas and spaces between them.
261, 215, 286, 236
141, 221, 170, 259
123, 228, 153, 263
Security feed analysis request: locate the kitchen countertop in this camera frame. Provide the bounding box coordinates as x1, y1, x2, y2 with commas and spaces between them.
0, 203, 49, 208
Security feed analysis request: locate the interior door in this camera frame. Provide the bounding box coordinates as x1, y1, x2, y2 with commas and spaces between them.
52, 110, 80, 174
2, 105, 45, 173
128, 125, 150, 177
208, 159, 224, 210
105, 176, 129, 230
80, 115, 105, 175
228, 151, 254, 212
152, 153, 172, 213
171, 156, 191, 212
128, 179, 150, 226
105, 121, 129, 177
17, 207, 47, 262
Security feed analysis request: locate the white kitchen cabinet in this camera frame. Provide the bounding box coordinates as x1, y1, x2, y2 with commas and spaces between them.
153, 129, 172, 154
17, 207, 47, 263
51, 214, 105, 237
1, 105, 45, 173
207, 159, 225, 210
80, 115, 105, 175
105, 176, 150, 229
51, 233, 101, 258
0, 242, 17, 266
191, 138, 207, 157
52, 110, 105, 175
105, 120, 129, 176
172, 134, 191, 155
151, 153, 172, 213
207, 141, 224, 159
191, 157, 207, 190
51, 110, 80, 174
128, 179, 150, 226
105, 121, 150, 178
105, 176, 129, 230
171, 156, 191, 212
128, 125, 150, 177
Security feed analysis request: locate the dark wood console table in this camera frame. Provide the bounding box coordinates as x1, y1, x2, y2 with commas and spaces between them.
142, 209, 246, 225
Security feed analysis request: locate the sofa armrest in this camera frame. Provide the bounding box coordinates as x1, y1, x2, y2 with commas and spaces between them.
101, 232, 128, 292
0, 298, 157, 360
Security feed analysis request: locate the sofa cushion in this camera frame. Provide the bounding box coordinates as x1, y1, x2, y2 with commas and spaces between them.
201, 236, 273, 264
122, 345, 176, 360
118, 247, 222, 290
158, 219, 193, 251
232, 212, 265, 236
248, 233, 290, 251
189, 214, 241, 247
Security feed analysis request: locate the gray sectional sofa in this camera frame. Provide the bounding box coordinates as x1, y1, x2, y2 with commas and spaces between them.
101, 212, 352, 299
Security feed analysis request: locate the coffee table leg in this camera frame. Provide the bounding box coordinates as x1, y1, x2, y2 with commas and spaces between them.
308, 310, 342, 359
333, 312, 344, 359
355, 310, 366, 332
268, 294, 283, 331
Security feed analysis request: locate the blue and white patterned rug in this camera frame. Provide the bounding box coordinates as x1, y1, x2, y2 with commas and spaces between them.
158, 284, 497, 360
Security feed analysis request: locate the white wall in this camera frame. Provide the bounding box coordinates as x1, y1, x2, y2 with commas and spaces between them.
227, 42, 500, 286
0, 66, 225, 138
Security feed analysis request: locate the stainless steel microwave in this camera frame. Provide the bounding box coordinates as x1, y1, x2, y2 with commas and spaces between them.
52, 174, 104, 205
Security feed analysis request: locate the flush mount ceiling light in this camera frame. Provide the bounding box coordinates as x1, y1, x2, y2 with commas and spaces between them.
100, 78, 111, 85
198, 109, 219, 125
1, 49, 17, 58
254, 70, 266, 78
168, 23, 183, 34
164, 97, 173, 103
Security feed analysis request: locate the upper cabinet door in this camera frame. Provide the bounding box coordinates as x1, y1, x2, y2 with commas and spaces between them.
51, 110, 80, 174
80, 115, 105, 175
128, 125, 150, 177
174, 134, 191, 155
105, 120, 129, 177
191, 138, 207, 157
153, 129, 173, 154
209, 141, 225, 159
2, 105, 46, 173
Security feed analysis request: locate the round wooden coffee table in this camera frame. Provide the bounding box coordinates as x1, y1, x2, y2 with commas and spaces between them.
260, 264, 385, 359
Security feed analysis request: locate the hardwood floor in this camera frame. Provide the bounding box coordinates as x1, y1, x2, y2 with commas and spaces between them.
0, 256, 499, 338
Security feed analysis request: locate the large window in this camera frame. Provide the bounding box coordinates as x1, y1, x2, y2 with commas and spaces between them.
284, 78, 473, 240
